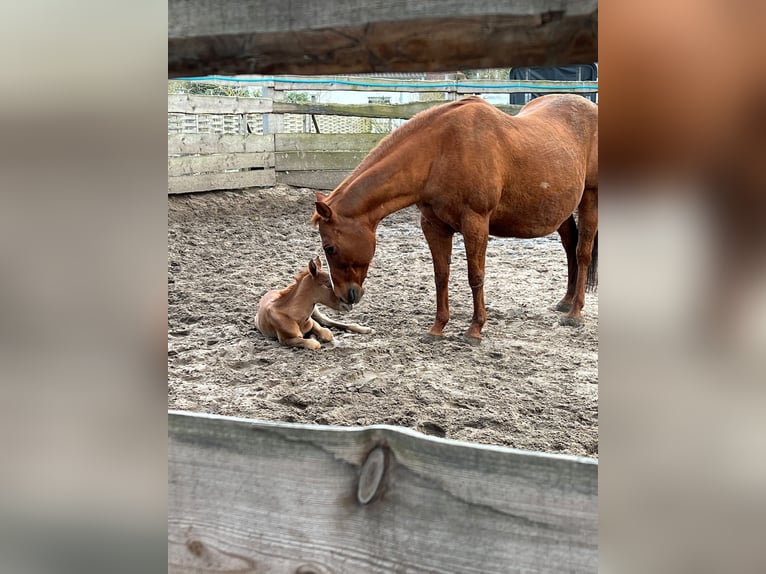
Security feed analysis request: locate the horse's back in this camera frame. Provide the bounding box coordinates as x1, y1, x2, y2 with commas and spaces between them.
255, 290, 280, 337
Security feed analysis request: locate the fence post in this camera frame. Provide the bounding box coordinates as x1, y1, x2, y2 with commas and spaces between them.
262, 85, 284, 134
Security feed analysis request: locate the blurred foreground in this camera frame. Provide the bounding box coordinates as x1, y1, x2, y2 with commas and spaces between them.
0, 0, 764, 571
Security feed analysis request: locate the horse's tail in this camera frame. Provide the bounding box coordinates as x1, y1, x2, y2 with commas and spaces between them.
586, 230, 598, 292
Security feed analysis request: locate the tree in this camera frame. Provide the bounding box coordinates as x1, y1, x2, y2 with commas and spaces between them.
167, 80, 260, 97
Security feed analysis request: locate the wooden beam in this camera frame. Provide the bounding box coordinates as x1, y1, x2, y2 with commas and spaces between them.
276, 170, 349, 190
275, 150, 369, 171
168, 94, 272, 114
274, 132, 385, 152
168, 133, 274, 155
168, 411, 598, 573
169, 0, 598, 77
273, 99, 526, 119
168, 169, 276, 193
168, 152, 274, 176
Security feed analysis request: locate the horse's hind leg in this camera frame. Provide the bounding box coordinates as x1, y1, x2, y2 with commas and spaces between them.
561, 189, 598, 326
420, 209, 454, 336
555, 214, 579, 312
461, 213, 490, 339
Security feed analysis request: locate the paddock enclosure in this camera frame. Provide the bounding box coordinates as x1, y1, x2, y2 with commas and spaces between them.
169, 2, 598, 571
169, 183, 597, 450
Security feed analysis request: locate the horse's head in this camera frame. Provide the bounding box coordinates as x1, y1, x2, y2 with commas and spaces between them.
313, 195, 376, 307
306, 256, 351, 312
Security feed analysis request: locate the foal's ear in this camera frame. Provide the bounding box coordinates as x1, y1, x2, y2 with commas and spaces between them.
314, 196, 333, 222
308, 258, 318, 276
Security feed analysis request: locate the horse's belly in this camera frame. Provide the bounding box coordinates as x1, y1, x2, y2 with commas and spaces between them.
489, 182, 583, 238
489, 206, 573, 238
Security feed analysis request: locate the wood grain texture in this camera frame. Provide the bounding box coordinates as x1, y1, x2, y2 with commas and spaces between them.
168, 169, 276, 193
168, 410, 598, 573
274, 132, 385, 152
168, 94, 273, 114
168, 133, 274, 155
275, 150, 369, 171
276, 170, 350, 190
168, 0, 598, 77
274, 99, 526, 119
168, 152, 274, 176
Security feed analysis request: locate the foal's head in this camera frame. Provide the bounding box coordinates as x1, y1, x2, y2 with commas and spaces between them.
312, 196, 376, 307
305, 256, 352, 312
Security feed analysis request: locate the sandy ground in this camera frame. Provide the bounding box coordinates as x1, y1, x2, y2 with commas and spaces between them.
168, 185, 598, 457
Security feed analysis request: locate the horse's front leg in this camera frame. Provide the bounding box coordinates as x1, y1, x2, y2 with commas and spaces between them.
420, 209, 453, 336
304, 316, 334, 343
461, 213, 490, 339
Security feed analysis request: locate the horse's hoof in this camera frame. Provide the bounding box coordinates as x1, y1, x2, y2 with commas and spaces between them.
421, 332, 443, 343
555, 301, 573, 313
559, 315, 584, 327
462, 332, 482, 345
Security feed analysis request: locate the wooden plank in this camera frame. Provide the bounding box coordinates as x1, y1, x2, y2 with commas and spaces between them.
168, 152, 274, 176
274, 99, 437, 120
275, 151, 366, 172
194, 76, 598, 95
266, 78, 598, 94
168, 169, 276, 193
274, 99, 526, 119
276, 170, 350, 190
168, 133, 274, 155
167, 95, 525, 124
168, 411, 598, 573
168, 94, 273, 114
169, 0, 598, 77
275, 132, 385, 153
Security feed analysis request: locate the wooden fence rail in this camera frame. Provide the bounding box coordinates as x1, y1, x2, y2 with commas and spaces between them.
168, 0, 598, 77
168, 410, 598, 573
167, 77, 597, 193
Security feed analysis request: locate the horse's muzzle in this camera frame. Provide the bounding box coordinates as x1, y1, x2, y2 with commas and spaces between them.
347, 286, 362, 305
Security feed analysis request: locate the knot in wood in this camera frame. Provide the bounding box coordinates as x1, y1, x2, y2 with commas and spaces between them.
357, 446, 387, 504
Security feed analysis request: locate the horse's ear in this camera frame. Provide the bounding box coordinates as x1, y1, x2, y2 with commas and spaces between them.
314, 196, 333, 222
308, 258, 318, 276
313, 255, 322, 270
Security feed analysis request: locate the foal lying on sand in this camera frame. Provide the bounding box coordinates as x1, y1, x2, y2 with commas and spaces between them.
255, 257, 371, 350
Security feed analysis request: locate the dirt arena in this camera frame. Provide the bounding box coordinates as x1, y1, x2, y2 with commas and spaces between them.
168, 185, 598, 457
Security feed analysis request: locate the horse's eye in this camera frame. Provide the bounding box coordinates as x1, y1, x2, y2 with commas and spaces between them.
323, 245, 336, 256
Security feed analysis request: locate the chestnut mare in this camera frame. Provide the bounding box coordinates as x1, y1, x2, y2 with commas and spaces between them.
313, 94, 598, 339
255, 257, 371, 350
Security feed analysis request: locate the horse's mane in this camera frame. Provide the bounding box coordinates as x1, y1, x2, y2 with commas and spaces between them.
311, 97, 486, 226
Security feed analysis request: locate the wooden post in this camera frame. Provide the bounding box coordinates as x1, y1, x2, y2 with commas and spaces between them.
262, 86, 284, 134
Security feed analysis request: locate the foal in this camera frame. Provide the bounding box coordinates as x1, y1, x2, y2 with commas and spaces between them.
255, 257, 371, 350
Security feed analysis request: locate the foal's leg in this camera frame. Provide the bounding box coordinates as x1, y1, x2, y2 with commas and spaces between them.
276, 317, 322, 350
312, 308, 372, 334
562, 189, 598, 326
555, 214, 579, 312
461, 213, 490, 339
420, 209, 454, 336
306, 317, 335, 343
